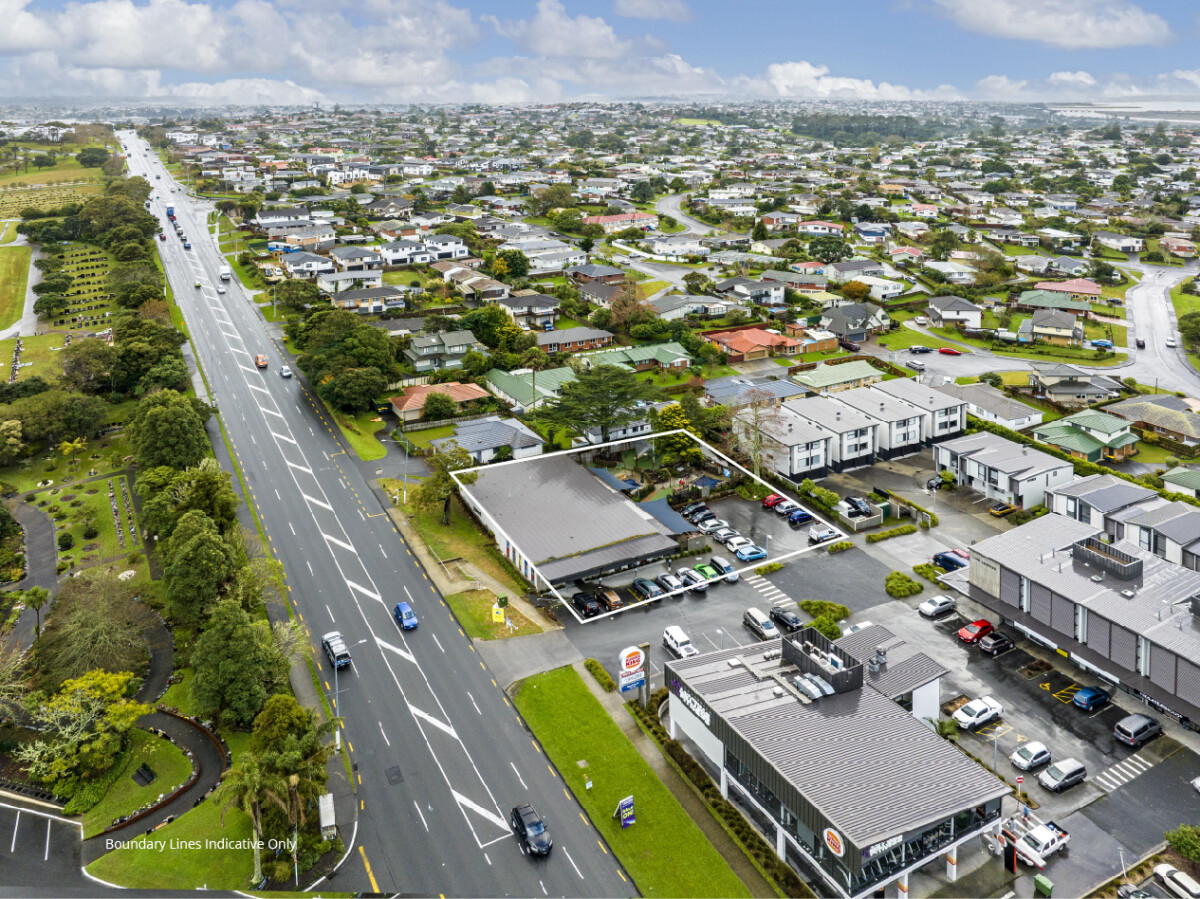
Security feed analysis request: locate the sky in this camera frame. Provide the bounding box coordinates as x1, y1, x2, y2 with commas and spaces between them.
2, 0, 1200, 105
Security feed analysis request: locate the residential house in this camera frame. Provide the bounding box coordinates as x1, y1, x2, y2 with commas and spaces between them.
1106, 394, 1200, 445
780, 396, 879, 471
994, 229, 1040, 248
871, 378, 967, 444
647, 293, 731, 321
854, 224, 889, 244
1033, 409, 1139, 462
831, 387, 925, 459
404, 330, 487, 373
378, 239, 432, 266
850, 276, 905, 301
888, 246, 927, 266
1162, 236, 1197, 258
938, 382, 1043, 431
705, 375, 807, 409
315, 270, 384, 294
280, 224, 336, 252
255, 206, 310, 228
329, 285, 407, 314
1163, 467, 1200, 499
733, 407, 834, 482
644, 234, 709, 259
783, 325, 839, 354
819, 303, 891, 341
761, 270, 828, 294
424, 234, 470, 260
577, 342, 693, 372
826, 259, 885, 284
1047, 256, 1088, 277
791, 359, 882, 395
582, 211, 657, 233
705, 328, 803, 361
932, 432, 1074, 508
927, 295, 983, 329
1029, 362, 1123, 406
926, 261, 977, 285
1019, 309, 1083, 347
485, 366, 578, 413
750, 238, 793, 256
1044, 474, 1159, 536
567, 264, 625, 284
759, 211, 802, 232
537, 327, 614, 354
1094, 231, 1144, 253
714, 278, 785, 305
389, 381, 491, 423
330, 246, 384, 272
282, 251, 335, 279
795, 220, 844, 236
428, 416, 544, 464
493, 293, 558, 330
1012, 290, 1092, 317
1034, 278, 1102, 300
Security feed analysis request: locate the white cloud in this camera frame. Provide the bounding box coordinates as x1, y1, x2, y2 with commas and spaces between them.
740, 61, 958, 100
612, 0, 691, 23
1048, 70, 1097, 86
974, 74, 1028, 98
485, 0, 632, 59
932, 0, 1171, 49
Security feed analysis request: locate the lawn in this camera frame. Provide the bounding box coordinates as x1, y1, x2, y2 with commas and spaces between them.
635, 279, 670, 299
513, 667, 751, 899
0, 183, 102, 219
0, 245, 30, 331
160, 669, 199, 716
875, 327, 968, 352
382, 486, 526, 597
332, 410, 388, 461
955, 371, 1031, 387
1091, 302, 1126, 319
83, 727, 195, 837
383, 269, 443, 291
635, 363, 738, 389
403, 425, 456, 450
1139, 239, 1186, 267
1130, 443, 1178, 465
673, 117, 722, 126
1170, 277, 1200, 320
999, 245, 1045, 257
0, 432, 133, 496
0, 332, 69, 383
444, 589, 542, 639
928, 325, 1126, 366
0, 222, 15, 244
0, 155, 104, 188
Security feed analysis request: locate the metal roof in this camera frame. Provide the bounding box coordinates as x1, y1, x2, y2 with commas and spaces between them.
871, 378, 964, 412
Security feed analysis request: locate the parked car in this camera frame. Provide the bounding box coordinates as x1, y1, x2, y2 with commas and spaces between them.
734, 544, 768, 562
1114, 713, 1162, 747
1136, 338, 1146, 349
656, 572, 685, 594
694, 561, 721, 581
787, 508, 814, 527
809, 525, 838, 544
692, 511, 719, 527
663, 625, 699, 659
958, 619, 994, 644
762, 494, 786, 509
845, 496, 872, 518
839, 339, 861, 352
711, 527, 740, 545
918, 594, 957, 618
570, 592, 601, 618
1072, 686, 1110, 711
725, 536, 754, 553
953, 696, 1002, 729
511, 803, 552, 856
914, 316, 928, 325
909, 360, 926, 372
909, 345, 933, 354
677, 568, 708, 594
1118, 885, 1152, 899
743, 607, 778, 640
1038, 758, 1087, 793
681, 501, 708, 518
989, 501, 1017, 517
595, 589, 624, 612
926, 475, 944, 490
774, 500, 801, 516
770, 606, 804, 634
979, 632, 1014, 656
683, 505, 711, 522
932, 550, 969, 571
697, 518, 729, 535
393, 601, 418, 630
631, 578, 664, 600
1156, 865, 1200, 899
938, 347, 962, 355
711, 556, 738, 583
1011, 741, 1052, 771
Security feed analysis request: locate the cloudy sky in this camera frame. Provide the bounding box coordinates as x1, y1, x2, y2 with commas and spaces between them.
1, 0, 1199, 105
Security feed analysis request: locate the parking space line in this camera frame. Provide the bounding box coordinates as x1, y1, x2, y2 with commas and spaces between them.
1052, 684, 1080, 703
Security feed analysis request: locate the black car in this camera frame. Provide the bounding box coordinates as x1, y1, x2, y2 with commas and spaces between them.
1135, 338, 1146, 349
511, 803, 552, 856
770, 606, 804, 634
979, 632, 1014, 656
933, 551, 968, 571
845, 496, 872, 517
683, 505, 712, 523
680, 501, 708, 518
839, 339, 861, 352
909, 345, 934, 354
926, 476, 944, 490
570, 592, 600, 618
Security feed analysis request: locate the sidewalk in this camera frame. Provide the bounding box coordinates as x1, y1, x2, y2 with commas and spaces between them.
572, 661, 776, 899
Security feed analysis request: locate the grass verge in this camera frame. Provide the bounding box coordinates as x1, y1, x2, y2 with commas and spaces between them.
513, 667, 751, 899
83, 727, 194, 838
0, 245, 31, 331
332, 410, 387, 461
444, 589, 542, 640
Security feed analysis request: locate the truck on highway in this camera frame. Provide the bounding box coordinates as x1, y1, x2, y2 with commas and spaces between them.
1014, 819, 1069, 868
219, 265, 231, 281
166, 205, 175, 218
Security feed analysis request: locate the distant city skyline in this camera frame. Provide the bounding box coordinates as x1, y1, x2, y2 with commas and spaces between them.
2, 0, 1200, 105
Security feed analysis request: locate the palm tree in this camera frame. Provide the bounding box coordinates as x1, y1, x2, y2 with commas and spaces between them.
221, 753, 286, 885
927, 717, 959, 742
22, 587, 50, 641
519, 347, 549, 408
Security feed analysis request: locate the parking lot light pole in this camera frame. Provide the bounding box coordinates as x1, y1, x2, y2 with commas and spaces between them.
993, 730, 999, 773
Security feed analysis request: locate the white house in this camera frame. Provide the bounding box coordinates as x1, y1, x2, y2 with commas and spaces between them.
927, 295, 983, 329
932, 432, 1074, 509
938, 382, 1043, 431
378, 239, 432, 266
424, 234, 469, 260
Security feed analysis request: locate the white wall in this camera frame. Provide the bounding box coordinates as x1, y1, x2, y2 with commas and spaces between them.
911, 680, 940, 728
666, 696, 724, 768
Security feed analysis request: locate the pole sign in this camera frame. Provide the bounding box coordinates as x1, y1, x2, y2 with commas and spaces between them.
618, 646, 646, 693
613, 795, 636, 829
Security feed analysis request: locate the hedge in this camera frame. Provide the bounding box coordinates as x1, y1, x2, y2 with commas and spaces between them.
865, 524, 918, 543
754, 562, 784, 576
884, 571, 923, 598
584, 658, 616, 692
827, 541, 854, 553
912, 563, 947, 583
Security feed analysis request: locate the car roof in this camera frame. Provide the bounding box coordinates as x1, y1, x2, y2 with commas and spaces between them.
397, 601, 413, 612
664, 625, 688, 639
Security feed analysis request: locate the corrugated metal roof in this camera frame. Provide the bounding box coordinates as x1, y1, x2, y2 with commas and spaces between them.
871, 377, 964, 412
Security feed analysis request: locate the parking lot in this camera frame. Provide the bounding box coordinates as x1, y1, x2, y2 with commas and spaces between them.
0, 801, 86, 891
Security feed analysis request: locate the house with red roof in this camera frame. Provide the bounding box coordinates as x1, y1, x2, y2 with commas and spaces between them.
390, 382, 490, 423
1034, 278, 1102, 300
704, 328, 803, 362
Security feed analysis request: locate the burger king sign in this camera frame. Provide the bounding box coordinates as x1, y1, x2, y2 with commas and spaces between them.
823, 827, 845, 858
618, 646, 646, 692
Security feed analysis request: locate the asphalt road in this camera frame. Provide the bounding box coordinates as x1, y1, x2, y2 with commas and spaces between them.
654, 193, 720, 235
118, 136, 634, 898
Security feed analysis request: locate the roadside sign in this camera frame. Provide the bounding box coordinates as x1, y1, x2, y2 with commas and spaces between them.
1016, 776, 1024, 784
618, 646, 646, 693
491, 604, 505, 624
613, 795, 636, 828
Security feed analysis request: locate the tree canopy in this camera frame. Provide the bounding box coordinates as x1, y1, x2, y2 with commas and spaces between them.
539, 364, 663, 444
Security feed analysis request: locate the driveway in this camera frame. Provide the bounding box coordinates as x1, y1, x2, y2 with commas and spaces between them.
654, 192, 722, 235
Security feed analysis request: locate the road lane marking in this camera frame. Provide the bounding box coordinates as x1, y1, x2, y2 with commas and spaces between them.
562, 846, 584, 879
303, 493, 333, 511
289, 522, 295, 536
285, 460, 312, 475
376, 637, 415, 663
451, 789, 507, 830
43, 818, 50, 861
511, 762, 527, 790
324, 533, 358, 553
270, 430, 297, 445
378, 721, 390, 747
409, 704, 457, 739
431, 633, 444, 653
379, 544, 387, 558
466, 691, 480, 714
10, 809, 19, 851
346, 580, 380, 601
358, 847, 379, 893
414, 801, 429, 832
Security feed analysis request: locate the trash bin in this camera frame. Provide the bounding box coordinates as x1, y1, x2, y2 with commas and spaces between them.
1034, 873, 1053, 897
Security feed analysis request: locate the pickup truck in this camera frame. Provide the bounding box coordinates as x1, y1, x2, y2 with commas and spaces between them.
953, 696, 1002, 729
1015, 821, 1069, 867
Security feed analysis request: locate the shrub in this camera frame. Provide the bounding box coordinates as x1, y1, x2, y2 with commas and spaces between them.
63, 743, 131, 813
799, 600, 850, 621
827, 540, 854, 553
885, 571, 923, 597
808, 615, 842, 640
23, 494, 35, 503
57, 532, 74, 551
584, 658, 615, 692
1010, 504, 1048, 526
866, 524, 918, 543
754, 562, 784, 576
82, 525, 99, 539
913, 563, 947, 583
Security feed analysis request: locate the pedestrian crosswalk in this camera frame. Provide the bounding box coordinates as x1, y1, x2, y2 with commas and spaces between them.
744, 573, 793, 607
1092, 751, 1153, 792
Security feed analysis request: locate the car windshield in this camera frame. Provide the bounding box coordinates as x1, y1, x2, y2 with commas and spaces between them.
1016, 747, 1034, 761
1045, 764, 1064, 781
403, 610, 415, 620
964, 701, 984, 715
966, 624, 980, 634
526, 819, 544, 835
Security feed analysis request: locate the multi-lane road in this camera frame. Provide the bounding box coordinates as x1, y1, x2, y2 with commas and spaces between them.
117, 134, 634, 898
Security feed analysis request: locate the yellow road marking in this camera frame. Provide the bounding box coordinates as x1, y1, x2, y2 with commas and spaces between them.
532, 740, 541, 753
491, 678, 497, 688
358, 847, 379, 893
324, 680, 330, 690
548, 765, 557, 778
597, 840, 607, 854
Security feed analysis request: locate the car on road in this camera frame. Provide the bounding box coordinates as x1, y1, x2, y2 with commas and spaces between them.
938, 347, 962, 355
663, 625, 699, 659
979, 632, 1015, 656
909, 345, 933, 354
926, 475, 944, 490
254, 354, 268, 369
734, 544, 768, 562
697, 518, 729, 535
321, 631, 352, 669
958, 619, 994, 644
1155, 864, 1200, 899
193, 281, 201, 289
711, 556, 738, 583
953, 696, 1002, 729
656, 572, 685, 594
631, 578, 664, 600
774, 499, 801, 516
159, 233, 166, 241
511, 804, 552, 856
1114, 713, 1162, 747
762, 494, 787, 509
809, 525, 838, 544
932, 550, 969, 571
570, 592, 600, 618
694, 561, 720, 581
725, 536, 754, 554
770, 606, 804, 634
1136, 338, 1146, 349
787, 508, 814, 527
183, 241, 191, 249
1167, 337, 1178, 348
216, 285, 226, 294
393, 601, 418, 630
677, 568, 708, 594
280, 366, 292, 378
1072, 686, 1111, 711
918, 594, 957, 618
989, 501, 1017, 517
1011, 741, 1052, 771
1039, 758, 1087, 793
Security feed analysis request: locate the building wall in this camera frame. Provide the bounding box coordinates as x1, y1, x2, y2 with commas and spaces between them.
666, 695, 724, 768
911, 681, 940, 727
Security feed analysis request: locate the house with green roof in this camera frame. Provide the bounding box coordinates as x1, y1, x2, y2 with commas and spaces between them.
485, 366, 577, 414
1012, 290, 1092, 315
790, 359, 882, 394
576, 341, 693, 372
1163, 466, 1200, 499
1032, 409, 1139, 463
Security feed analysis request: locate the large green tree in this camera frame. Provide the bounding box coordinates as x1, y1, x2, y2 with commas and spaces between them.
807, 236, 852, 263
652, 402, 704, 464
136, 459, 239, 540
410, 442, 479, 522
539, 364, 662, 444
163, 510, 236, 626
191, 598, 289, 728
129, 390, 209, 471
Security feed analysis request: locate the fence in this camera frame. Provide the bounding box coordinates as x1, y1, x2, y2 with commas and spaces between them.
387, 375, 431, 390
401, 411, 495, 433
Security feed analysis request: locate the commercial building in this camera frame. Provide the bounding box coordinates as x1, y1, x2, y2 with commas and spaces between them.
664, 625, 1007, 899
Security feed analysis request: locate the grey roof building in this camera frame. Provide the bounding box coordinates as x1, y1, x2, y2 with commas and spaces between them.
428, 416, 544, 464
937, 382, 1043, 431
932, 431, 1074, 508
404, 329, 487, 373
870, 379, 966, 443
665, 625, 1007, 899
705, 374, 807, 408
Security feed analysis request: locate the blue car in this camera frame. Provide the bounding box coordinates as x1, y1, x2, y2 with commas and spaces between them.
393, 601, 418, 630
734, 545, 768, 562
1073, 686, 1110, 711
787, 508, 814, 527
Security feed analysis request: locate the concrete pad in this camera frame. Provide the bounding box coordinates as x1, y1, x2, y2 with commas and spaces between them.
476, 629, 583, 689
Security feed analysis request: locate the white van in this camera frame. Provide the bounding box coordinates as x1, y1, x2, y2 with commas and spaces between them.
663, 625, 699, 659
909, 360, 926, 372
1157, 865, 1200, 899
743, 607, 778, 641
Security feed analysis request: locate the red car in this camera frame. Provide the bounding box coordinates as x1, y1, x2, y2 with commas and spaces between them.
762, 494, 786, 509
939, 347, 963, 356
958, 619, 994, 644
158, 233, 166, 240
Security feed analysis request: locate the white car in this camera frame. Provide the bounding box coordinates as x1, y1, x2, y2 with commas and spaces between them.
773, 500, 801, 516
697, 518, 729, 535
663, 625, 699, 659
954, 696, 1003, 730
725, 536, 753, 553
808, 525, 838, 544
1010, 741, 1051, 771
711, 527, 739, 545
1167, 337, 1178, 348
216, 285, 226, 294
918, 594, 957, 618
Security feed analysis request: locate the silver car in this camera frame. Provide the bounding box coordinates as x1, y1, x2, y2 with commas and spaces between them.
697, 518, 729, 535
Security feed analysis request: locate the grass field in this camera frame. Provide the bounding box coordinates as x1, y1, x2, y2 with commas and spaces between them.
0, 183, 102, 219
0, 245, 30, 331
999, 245, 1045, 257
0, 155, 104, 187
332, 410, 388, 461
876, 326, 967, 352
0, 221, 14, 244
635, 363, 738, 388
1170, 277, 1200, 319
403, 425, 456, 449
1129, 443, 1178, 465
1091, 301, 1126, 318
673, 118, 722, 126
445, 589, 542, 639
83, 728, 194, 838
635, 279, 670, 299
513, 667, 751, 899
0, 332, 69, 382
928, 324, 1125, 366
383, 269, 444, 291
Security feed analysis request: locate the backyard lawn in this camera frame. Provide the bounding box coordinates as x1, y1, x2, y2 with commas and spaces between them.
999, 245, 1046, 257
635, 363, 738, 388
875, 327, 968, 352
83, 727, 194, 838
0, 245, 30, 331
445, 589, 542, 639
402, 425, 456, 450
513, 667, 751, 899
